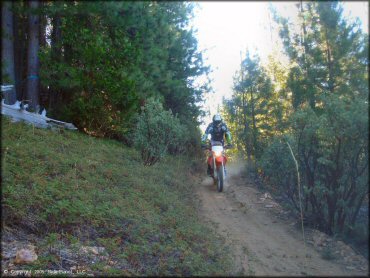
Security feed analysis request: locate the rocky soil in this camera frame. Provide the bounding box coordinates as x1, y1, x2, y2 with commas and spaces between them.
195, 165, 368, 276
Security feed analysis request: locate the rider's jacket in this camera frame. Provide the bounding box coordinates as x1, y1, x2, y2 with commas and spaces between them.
202, 122, 231, 144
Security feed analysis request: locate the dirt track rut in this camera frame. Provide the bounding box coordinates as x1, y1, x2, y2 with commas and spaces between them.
195, 165, 367, 276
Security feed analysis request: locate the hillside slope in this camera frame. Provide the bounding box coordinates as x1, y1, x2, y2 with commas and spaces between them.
1, 117, 231, 276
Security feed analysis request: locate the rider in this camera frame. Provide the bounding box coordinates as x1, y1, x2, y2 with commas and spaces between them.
201, 114, 232, 176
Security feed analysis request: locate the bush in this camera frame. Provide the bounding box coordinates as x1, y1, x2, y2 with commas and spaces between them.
258, 136, 298, 209
133, 98, 186, 166
167, 117, 203, 158
259, 95, 368, 235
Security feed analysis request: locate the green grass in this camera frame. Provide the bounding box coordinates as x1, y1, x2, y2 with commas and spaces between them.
1, 117, 232, 276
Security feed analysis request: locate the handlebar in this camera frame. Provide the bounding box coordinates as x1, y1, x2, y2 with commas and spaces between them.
201, 144, 233, 150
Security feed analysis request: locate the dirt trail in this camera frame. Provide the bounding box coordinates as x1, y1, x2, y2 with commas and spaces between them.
196, 164, 367, 276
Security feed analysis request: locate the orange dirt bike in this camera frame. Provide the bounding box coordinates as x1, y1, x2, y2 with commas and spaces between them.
202, 141, 232, 192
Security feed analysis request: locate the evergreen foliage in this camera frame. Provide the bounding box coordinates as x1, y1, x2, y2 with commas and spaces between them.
5, 1, 210, 144
133, 98, 186, 166
223, 51, 274, 160
223, 2, 368, 237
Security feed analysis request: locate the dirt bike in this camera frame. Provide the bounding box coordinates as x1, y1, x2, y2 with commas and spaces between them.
202, 141, 232, 192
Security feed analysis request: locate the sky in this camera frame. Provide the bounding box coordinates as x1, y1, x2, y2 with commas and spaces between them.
190, 1, 369, 130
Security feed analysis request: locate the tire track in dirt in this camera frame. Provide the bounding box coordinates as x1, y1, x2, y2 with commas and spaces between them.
195, 165, 366, 276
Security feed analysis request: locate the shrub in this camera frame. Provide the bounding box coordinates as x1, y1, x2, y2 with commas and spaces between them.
259, 95, 368, 235
133, 98, 186, 166
258, 136, 298, 209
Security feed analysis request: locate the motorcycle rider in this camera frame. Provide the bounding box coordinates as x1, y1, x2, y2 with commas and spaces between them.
201, 114, 232, 176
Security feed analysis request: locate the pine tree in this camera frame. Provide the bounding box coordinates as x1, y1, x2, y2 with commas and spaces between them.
25, 0, 40, 111
34, 1, 208, 143
270, 1, 369, 234
1, 1, 17, 104
226, 51, 273, 160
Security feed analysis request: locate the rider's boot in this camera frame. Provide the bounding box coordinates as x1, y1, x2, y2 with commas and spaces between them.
207, 164, 212, 176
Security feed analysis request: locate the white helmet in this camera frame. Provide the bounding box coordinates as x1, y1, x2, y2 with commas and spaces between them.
213, 114, 222, 124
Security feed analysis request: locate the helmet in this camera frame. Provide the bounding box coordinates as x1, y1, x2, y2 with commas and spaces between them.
212, 114, 222, 125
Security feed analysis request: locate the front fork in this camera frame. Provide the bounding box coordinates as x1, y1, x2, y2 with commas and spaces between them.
212, 156, 224, 179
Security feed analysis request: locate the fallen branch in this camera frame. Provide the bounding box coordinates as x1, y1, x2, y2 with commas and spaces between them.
286, 140, 308, 267
1, 99, 77, 130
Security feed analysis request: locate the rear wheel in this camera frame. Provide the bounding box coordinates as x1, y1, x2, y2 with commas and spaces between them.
217, 166, 224, 192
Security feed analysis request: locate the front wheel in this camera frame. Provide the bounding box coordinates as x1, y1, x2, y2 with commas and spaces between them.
217, 165, 224, 192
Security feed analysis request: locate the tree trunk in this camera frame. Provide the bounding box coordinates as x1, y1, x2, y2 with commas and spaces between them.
2, 1, 17, 104
13, 1, 27, 101
26, 0, 40, 112
49, 13, 62, 112
324, 26, 335, 94
350, 193, 366, 226
39, 2, 47, 48
326, 196, 335, 235
241, 69, 251, 163
250, 89, 257, 158
300, 1, 315, 109
39, 1, 48, 110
